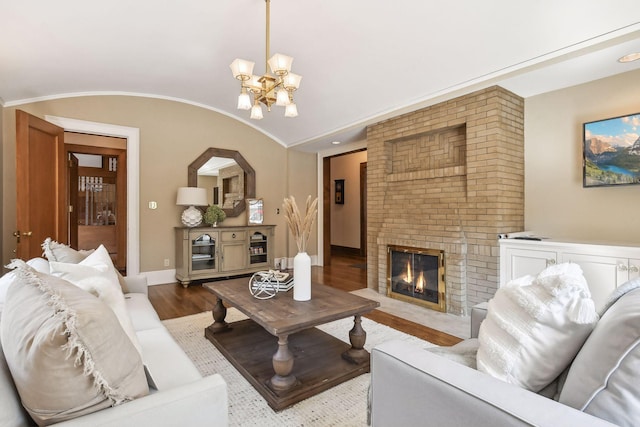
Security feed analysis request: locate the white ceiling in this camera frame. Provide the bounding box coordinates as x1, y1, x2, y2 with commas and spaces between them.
1, 1, 639, 153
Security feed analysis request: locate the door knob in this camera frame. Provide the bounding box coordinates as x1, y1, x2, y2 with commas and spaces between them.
13, 230, 33, 243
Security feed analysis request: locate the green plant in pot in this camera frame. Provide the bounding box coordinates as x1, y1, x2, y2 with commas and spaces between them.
204, 205, 226, 227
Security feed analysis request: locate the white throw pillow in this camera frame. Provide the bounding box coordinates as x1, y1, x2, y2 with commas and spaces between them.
49, 245, 142, 356
477, 263, 598, 392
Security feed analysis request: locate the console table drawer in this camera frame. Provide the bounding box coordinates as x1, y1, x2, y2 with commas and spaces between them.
221, 231, 246, 242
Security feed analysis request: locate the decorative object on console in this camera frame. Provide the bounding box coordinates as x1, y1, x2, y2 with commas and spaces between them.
247, 198, 264, 225
283, 195, 318, 301
583, 111, 640, 187
204, 204, 226, 227
176, 187, 208, 227
229, 0, 302, 120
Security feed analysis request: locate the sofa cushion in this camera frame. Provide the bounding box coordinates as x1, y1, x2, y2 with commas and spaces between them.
49, 245, 142, 356
42, 237, 94, 263
136, 328, 202, 390
559, 279, 640, 426
477, 263, 598, 392
1, 261, 148, 426
125, 293, 164, 332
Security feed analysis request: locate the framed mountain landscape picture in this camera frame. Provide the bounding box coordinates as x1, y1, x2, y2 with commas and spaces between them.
583, 112, 640, 187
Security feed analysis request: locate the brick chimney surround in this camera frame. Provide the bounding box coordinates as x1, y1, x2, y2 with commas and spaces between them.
366, 86, 525, 315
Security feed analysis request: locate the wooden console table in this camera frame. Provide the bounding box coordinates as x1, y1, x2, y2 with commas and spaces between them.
203, 278, 380, 411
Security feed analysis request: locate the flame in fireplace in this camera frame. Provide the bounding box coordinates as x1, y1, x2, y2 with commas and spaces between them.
405, 261, 412, 283
415, 271, 426, 293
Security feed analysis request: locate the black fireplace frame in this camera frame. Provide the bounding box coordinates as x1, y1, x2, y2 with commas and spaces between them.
386, 245, 446, 312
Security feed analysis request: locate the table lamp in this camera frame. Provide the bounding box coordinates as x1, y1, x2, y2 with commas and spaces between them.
176, 187, 208, 227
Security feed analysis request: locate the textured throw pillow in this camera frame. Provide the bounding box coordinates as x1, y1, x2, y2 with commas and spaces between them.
42, 237, 95, 263
559, 279, 640, 426
49, 245, 142, 356
1, 261, 148, 426
477, 263, 598, 392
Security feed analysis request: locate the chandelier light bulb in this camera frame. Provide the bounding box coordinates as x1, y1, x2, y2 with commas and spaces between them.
251, 103, 264, 120
237, 92, 252, 110
275, 88, 290, 106
285, 103, 298, 118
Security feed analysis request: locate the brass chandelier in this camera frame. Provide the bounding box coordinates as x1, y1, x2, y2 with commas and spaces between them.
229, 0, 301, 120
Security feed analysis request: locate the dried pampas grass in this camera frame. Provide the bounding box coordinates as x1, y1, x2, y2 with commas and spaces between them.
283, 195, 318, 253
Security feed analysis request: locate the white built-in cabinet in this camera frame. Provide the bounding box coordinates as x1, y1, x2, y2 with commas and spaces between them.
175, 225, 275, 287
500, 239, 640, 311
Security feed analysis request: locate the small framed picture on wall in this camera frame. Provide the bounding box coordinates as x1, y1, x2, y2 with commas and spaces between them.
335, 179, 344, 204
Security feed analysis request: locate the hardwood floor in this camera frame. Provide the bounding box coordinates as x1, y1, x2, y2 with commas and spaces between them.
148, 254, 462, 346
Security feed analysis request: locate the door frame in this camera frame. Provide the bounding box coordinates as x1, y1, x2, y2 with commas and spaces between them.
45, 115, 140, 275
317, 141, 367, 266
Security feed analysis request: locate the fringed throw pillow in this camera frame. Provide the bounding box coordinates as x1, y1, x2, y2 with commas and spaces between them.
0, 261, 148, 426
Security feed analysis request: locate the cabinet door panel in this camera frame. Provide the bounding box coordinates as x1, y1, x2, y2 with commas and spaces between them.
505, 248, 557, 283
221, 243, 247, 271
560, 253, 625, 312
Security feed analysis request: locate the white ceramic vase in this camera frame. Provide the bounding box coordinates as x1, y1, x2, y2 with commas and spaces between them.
293, 252, 311, 301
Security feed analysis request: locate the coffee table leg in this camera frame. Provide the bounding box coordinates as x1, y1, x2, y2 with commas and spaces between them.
269, 334, 297, 391
343, 314, 370, 364
209, 297, 229, 333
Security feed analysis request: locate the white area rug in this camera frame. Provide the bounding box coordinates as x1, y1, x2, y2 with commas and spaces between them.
162, 309, 434, 426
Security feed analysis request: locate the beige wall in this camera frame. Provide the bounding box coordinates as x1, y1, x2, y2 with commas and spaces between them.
285, 149, 318, 257
2, 95, 318, 272
330, 150, 367, 249
525, 68, 640, 244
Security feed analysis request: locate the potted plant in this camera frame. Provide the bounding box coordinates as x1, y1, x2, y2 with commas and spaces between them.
204, 205, 226, 227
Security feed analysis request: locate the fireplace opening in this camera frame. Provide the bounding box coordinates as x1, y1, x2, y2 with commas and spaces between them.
387, 245, 446, 312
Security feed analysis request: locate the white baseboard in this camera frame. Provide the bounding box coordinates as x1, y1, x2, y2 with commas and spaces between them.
143, 269, 177, 286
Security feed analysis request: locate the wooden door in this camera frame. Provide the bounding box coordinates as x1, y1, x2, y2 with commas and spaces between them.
15, 110, 66, 259
68, 154, 79, 249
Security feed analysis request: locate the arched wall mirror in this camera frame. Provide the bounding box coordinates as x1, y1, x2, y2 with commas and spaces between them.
188, 148, 256, 218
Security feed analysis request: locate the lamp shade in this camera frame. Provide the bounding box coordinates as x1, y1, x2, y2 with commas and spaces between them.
268, 53, 293, 75
176, 187, 208, 206
283, 72, 302, 90
230, 58, 254, 80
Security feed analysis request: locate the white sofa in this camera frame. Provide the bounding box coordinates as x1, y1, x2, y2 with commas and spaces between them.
1, 259, 228, 427
370, 276, 640, 427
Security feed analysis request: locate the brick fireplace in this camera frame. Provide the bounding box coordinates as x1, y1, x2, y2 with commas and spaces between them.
367, 86, 524, 315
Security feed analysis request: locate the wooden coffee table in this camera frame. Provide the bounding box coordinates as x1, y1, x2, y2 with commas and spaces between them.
203, 278, 380, 411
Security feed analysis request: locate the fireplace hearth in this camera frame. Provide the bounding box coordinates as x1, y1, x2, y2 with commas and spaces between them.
387, 245, 445, 312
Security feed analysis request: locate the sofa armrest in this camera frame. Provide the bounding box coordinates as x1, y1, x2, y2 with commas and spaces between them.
57, 374, 227, 427
124, 274, 148, 297
470, 302, 488, 338
370, 340, 615, 427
